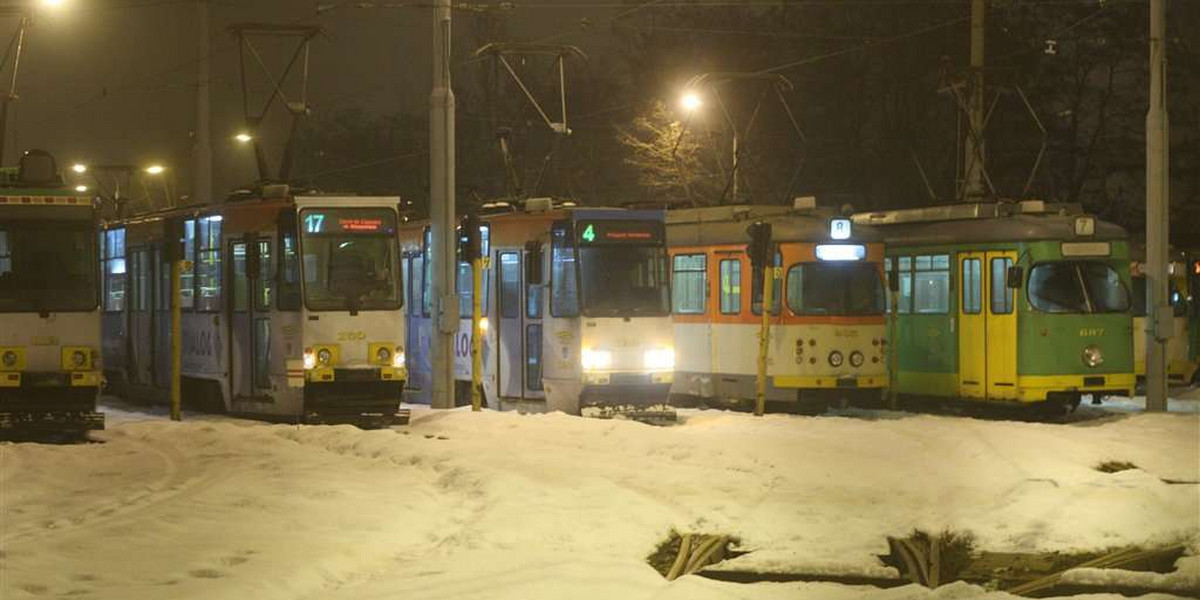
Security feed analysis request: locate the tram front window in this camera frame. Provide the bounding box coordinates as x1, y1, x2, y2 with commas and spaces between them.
578, 245, 669, 317
299, 208, 401, 312
1028, 261, 1129, 314
787, 262, 885, 316
0, 220, 97, 312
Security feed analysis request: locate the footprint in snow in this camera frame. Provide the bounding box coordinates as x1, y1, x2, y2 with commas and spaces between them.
187, 568, 225, 579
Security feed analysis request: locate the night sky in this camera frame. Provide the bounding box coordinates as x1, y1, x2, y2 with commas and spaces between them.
6, 0, 618, 198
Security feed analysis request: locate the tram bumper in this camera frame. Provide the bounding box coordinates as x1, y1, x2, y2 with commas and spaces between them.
302, 367, 409, 427
1016, 373, 1136, 403
579, 372, 675, 424
0, 371, 104, 433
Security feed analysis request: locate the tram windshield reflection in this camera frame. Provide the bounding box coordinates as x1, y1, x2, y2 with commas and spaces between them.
1028, 261, 1129, 314
578, 244, 670, 317
0, 221, 97, 312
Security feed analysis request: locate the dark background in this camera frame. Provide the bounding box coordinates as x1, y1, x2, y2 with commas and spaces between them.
6, 0, 1198, 241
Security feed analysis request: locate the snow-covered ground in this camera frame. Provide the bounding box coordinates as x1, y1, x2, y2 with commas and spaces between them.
1, 397, 1197, 600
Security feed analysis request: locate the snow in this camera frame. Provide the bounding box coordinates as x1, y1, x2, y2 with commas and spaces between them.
1, 399, 1197, 600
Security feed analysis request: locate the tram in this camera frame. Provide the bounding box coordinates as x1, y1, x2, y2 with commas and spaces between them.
400, 200, 675, 419
0, 150, 104, 435
101, 187, 407, 426
1131, 245, 1200, 385
853, 201, 1135, 414
665, 202, 888, 413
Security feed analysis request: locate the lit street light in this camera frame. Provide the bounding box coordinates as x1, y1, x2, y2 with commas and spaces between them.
72, 163, 87, 174
235, 132, 253, 144
680, 92, 702, 113
39, 0, 67, 7
74, 184, 87, 193
145, 165, 165, 175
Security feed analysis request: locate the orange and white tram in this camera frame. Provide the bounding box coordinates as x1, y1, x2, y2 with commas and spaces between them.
101, 189, 407, 426
666, 203, 888, 413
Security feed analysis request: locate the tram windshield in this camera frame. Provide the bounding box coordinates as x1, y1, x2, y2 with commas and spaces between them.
299, 208, 401, 312
1028, 261, 1129, 314
578, 245, 670, 317
0, 219, 97, 312
786, 262, 885, 316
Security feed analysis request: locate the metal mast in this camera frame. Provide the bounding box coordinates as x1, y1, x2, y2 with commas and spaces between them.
963, 0, 986, 200
1144, 0, 1170, 412
193, 0, 212, 204
429, 0, 457, 409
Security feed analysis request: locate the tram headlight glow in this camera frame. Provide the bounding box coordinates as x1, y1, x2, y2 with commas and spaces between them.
644, 347, 675, 371
849, 351, 864, 368
393, 347, 406, 368
828, 350, 844, 368
1082, 345, 1104, 368
581, 348, 612, 371
479, 317, 489, 332
303, 348, 316, 370
1, 350, 17, 368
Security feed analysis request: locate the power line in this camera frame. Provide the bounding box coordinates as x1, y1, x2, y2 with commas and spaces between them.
756, 14, 970, 75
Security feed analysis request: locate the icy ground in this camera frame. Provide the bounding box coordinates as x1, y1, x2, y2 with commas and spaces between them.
1, 397, 1198, 600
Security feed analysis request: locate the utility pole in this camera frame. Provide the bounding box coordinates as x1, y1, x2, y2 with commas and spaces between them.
1144, 0, 1170, 412
964, 0, 986, 200
429, 0, 457, 409
193, 0, 212, 204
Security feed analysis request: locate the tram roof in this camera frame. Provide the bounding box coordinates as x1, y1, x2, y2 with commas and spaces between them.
665, 204, 882, 246
850, 202, 1127, 245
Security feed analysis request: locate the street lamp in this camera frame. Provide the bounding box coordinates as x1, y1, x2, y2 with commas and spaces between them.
74, 184, 87, 193
680, 92, 702, 113
39, 0, 67, 7
71, 163, 87, 174
235, 132, 253, 144
145, 165, 165, 175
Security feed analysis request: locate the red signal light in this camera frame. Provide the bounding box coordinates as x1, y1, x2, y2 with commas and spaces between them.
1193, 260, 1200, 276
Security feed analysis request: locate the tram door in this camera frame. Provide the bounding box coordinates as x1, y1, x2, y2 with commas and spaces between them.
958, 251, 1018, 399
128, 248, 155, 386
496, 252, 523, 399
229, 239, 273, 400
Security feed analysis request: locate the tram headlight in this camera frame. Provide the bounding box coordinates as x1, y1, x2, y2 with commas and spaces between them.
644, 347, 675, 371
478, 317, 489, 332
581, 348, 612, 371
71, 350, 88, 369
317, 348, 333, 366
393, 347, 406, 368
1, 350, 17, 369
1082, 345, 1104, 368
303, 348, 316, 370
849, 351, 864, 368
376, 346, 392, 364
828, 350, 844, 368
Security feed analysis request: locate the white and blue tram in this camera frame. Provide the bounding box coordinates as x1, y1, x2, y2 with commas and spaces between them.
400, 202, 676, 417
101, 189, 407, 426
0, 150, 104, 434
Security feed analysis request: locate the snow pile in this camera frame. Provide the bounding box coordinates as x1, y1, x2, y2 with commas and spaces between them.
1, 403, 1197, 599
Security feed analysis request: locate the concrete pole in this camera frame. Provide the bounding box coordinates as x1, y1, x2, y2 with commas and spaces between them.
193, 0, 212, 205
964, 0, 986, 200
1145, 0, 1170, 412
429, 0, 457, 409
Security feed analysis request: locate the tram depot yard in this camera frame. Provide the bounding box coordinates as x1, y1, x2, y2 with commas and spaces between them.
1, 393, 1197, 600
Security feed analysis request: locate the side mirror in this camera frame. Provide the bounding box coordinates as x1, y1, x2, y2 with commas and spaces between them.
245, 234, 261, 279
524, 241, 544, 285
1007, 266, 1024, 289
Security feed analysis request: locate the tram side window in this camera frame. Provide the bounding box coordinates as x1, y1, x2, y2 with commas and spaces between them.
0, 229, 10, 275
550, 226, 579, 317
194, 216, 222, 312
913, 254, 950, 314
887, 256, 914, 314
256, 240, 273, 312
102, 228, 127, 312
991, 257, 1014, 314
672, 253, 706, 314
499, 252, 520, 319
961, 257, 982, 314
278, 221, 301, 311
719, 258, 741, 314
181, 220, 195, 309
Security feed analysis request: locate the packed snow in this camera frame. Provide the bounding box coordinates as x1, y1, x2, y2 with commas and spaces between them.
1, 397, 1197, 600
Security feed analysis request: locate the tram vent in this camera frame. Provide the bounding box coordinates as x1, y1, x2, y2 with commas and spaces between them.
525, 197, 554, 213
1018, 200, 1046, 214
792, 196, 817, 211
262, 184, 290, 199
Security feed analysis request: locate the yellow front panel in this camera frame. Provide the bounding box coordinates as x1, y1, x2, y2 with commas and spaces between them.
985, 251, 1019, 400
958, 253, 986, 398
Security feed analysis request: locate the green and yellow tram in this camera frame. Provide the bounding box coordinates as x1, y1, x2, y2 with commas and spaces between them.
853, 202, 1135, 413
